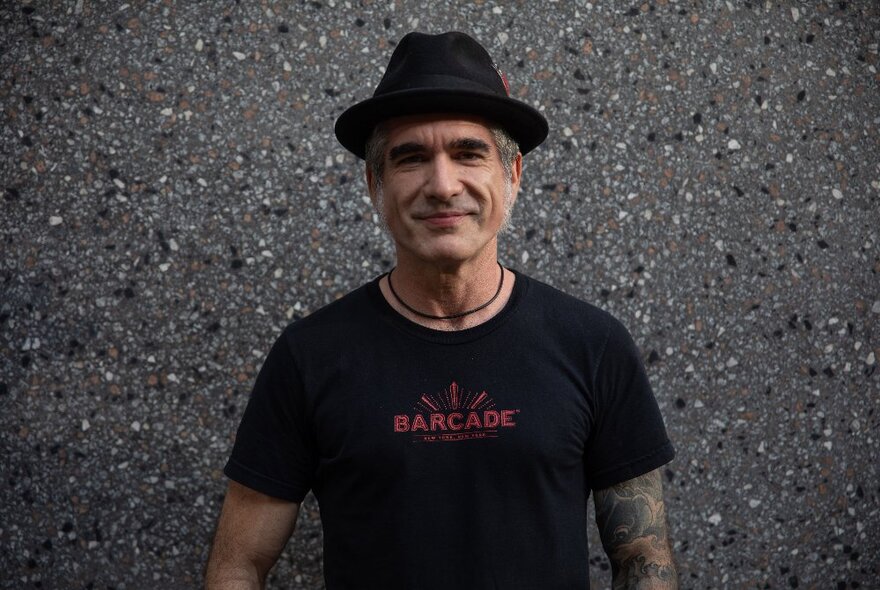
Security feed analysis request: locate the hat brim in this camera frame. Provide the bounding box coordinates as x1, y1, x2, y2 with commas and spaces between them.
335, 88, 549, 159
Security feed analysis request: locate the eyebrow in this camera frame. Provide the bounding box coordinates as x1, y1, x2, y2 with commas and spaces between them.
388, 142, 424, 162
387, 137, 493, 162
450, 137, 491, 153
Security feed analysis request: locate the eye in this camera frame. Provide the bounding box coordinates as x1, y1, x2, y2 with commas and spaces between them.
456, 151, 483, 161
397, 154, 425, 165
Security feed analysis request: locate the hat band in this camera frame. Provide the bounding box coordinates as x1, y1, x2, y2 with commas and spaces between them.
377, 73, 503, 97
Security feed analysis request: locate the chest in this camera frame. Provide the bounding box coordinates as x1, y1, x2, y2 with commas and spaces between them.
300, 337, 595, 493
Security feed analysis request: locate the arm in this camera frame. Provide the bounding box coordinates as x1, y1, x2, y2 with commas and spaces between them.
204, 480, 300, 590
594, 468, 678, 589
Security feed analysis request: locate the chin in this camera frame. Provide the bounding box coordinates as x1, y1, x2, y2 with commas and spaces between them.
416, 250, 472, 265
417, 242, 493, 266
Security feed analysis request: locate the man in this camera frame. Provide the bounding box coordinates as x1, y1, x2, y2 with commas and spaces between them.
205, 31, 677, 589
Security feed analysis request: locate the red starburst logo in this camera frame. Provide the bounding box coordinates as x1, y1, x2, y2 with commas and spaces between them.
394, 381, 519, 443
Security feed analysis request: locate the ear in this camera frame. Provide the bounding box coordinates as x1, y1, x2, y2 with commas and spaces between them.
509, 152, 523, 202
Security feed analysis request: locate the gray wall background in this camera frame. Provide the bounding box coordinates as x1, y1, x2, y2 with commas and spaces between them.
2, 1, 878, 588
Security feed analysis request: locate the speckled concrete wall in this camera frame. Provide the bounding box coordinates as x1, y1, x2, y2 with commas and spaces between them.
2, 1, 878, 588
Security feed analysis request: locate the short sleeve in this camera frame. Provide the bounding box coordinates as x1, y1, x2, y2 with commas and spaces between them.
224, 328, 316, 502
583, 318, 674, 490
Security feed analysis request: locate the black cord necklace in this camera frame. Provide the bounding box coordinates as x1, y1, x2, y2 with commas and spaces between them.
387, 262, 505, 321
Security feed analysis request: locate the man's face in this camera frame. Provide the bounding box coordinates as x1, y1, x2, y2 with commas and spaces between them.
366, 115, 522, 268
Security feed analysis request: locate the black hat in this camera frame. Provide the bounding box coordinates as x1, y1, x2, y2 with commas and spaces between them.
334, 31, 548, 159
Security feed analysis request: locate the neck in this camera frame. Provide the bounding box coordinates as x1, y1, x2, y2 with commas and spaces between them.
380, 254, 514, 331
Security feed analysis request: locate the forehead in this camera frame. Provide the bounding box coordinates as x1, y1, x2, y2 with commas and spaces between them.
381, 114, 495, 151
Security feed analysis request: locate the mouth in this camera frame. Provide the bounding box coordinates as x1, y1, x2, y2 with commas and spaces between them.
417, 211, 472, 227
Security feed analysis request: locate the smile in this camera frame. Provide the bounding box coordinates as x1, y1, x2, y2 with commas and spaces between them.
418, 211, 471, 227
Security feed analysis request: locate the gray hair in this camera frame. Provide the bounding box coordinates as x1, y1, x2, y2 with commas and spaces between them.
365, 122, 520, 190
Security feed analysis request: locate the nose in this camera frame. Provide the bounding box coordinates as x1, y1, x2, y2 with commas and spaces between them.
424, 155, 463, 201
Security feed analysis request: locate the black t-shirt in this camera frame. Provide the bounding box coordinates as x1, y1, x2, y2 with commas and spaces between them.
225, 270, 674, 589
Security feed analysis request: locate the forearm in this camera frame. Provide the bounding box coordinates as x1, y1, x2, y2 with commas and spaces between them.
205, 543, 275, 590
204, 561, 264, 590
204, 481, 299, 590
595, 469, 679, 589
608, 540, 677, 589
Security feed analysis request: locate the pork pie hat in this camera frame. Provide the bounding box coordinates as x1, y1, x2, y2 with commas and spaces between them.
334, 31, 549, 159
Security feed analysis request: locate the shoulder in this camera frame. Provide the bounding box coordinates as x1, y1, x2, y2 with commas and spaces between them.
516, 271, 630, 344
513, 272, 650, 394
279, 278, 378, 343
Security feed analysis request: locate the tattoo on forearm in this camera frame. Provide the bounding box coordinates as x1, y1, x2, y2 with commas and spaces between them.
594, 469, 678, 589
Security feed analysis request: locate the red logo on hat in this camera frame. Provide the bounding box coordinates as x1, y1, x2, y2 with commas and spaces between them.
493, 63, 511, 96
